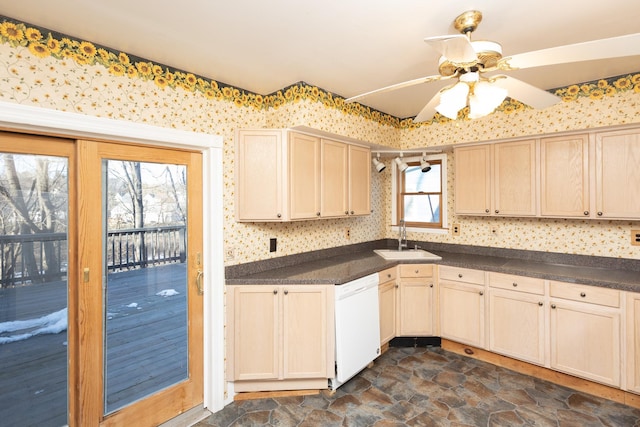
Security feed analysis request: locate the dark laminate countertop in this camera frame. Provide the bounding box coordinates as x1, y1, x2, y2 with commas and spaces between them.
225, 240, 640, 292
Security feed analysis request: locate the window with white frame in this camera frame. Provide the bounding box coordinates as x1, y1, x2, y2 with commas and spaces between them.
392, 153, 448, 232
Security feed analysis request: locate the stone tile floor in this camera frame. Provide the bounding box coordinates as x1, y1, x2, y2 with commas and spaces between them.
196, 346, 640, 426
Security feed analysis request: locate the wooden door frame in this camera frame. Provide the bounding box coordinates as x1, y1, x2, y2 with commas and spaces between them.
0, 101, 226, 423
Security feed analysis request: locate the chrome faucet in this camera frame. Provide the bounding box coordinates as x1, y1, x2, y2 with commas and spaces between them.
398, 219, 407, 251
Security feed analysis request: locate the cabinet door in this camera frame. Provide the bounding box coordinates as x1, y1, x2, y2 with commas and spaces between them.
488, 289, 545, 365
439, 281, 485, 347
550, 299, 620, 387
493, 140, 537, 216
320, 139, 348, 217
282, 285, 330, 379
595, 129, 640, 219
540, 134, 590, 217
348, 144, 371, 215
398, 279, 434, 336
230, 286, 280, 380
454, 145, 491, 215
289, 132, 320, 219
379, 280, 397, 345
627, 292, 640, 394
236, 130, 284, 221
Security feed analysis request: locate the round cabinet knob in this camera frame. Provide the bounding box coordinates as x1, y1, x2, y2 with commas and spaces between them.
584, 211, 589, 216
580, 292, 586, 298
387, 274, 391, 278
597, 212, 603, 216
458, 273, 463, 278
277, 213, 282, 218
551, 304, 557, 309
429, 284, 433, 288
395, 284, 399, 288
273, 289, 278, 295
538, 302, 543, 306
512, 282, 518, 287
345, 210, 349, 215
495, 210, 499, 214
284, 289, 288, 295
479, 291, 484, 296
415, 269, 419, 274
316, 212, 321, 216
350, 210, 354, 215
485, 209, 490, 213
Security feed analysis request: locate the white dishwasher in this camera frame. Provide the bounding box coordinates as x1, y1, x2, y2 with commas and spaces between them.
331, 272, 381, 389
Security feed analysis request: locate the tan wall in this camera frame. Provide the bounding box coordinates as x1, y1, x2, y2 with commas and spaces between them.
1, 17, 639, 265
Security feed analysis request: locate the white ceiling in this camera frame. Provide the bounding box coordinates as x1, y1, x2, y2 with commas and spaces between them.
3, 0, 640, 119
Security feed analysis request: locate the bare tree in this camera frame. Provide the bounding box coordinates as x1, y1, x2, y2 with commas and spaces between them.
0, 154, 67, 286
120, 161, 147, 266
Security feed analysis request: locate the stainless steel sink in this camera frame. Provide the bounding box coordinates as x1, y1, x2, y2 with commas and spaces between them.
374, 249, 442, 261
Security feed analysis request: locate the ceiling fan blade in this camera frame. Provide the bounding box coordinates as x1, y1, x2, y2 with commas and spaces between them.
491, 75, 561, 109
499, 33, 640, 70
412, 87, 449, 123
424, 34, 477, 63
345, 74, 447, 103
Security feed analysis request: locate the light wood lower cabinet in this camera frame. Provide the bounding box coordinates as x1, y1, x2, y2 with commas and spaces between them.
397, 264, 434, 336
626, 292, 640, 394
439, 266, 486, 348
549, 281, 621, 387
378, 267, 398, 345
488, 272, 546, 366
226, 284, 335, 392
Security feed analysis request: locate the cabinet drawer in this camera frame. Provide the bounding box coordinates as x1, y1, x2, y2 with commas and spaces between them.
549, 281, 619, 308
378, 267, 397, 283
399, 264, 433, 278
489, 272, 544, 295
439, 265, 485, 285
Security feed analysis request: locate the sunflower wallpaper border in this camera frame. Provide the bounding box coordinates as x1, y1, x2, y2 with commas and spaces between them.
2, 15, 639, 129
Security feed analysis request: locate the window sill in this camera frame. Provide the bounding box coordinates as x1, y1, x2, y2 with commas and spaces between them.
391, 226, 449, 235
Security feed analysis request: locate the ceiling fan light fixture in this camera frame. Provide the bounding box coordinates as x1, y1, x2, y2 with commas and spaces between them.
435, 81, 469, 119
468, 80, 508, 119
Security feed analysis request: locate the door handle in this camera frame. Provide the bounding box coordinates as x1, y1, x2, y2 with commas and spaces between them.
196, 269, 204, 295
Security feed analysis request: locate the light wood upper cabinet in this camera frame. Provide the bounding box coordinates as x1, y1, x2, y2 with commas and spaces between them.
348, 144, 371, 215
289, 132, 321, 219
493, 140, 537, 216
455, 125, 640, 220
236, 129, 285, 221
236, 129, 371, 221
595, 129, 640, 219
454, 145, 492, 215
454, 140, 536, 216
320, 139, 348, 217
540, 134, 590, 217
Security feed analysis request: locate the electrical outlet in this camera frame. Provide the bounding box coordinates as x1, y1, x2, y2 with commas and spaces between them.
225, 246, 235, 261
632, 230, 640, 246
452, 224, 460, 236
345, 228, 351, 239
269, 238, 277, 252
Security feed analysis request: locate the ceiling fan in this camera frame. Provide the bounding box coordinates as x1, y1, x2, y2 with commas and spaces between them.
345, 10, 640, 122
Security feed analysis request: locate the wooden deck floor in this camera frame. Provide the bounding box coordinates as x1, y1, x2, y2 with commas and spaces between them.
0, 263, 187, 426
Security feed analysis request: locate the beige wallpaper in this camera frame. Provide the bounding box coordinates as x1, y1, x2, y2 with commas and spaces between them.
1, 17, 639, 265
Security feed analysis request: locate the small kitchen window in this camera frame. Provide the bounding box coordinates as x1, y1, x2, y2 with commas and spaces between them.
392, 153, 448, 233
